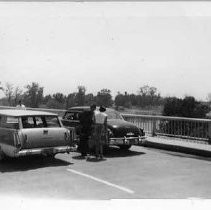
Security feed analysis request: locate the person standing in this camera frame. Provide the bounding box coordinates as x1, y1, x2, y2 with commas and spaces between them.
94, 106, 107, 160
16, 100, 26, 110
78, 104, 96, 157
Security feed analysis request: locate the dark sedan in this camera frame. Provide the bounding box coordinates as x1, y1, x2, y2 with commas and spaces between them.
61, 106, 145, 150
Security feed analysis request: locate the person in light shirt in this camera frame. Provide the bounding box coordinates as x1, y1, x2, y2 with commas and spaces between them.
16, 100, 26, 110
94, 106, 107, 160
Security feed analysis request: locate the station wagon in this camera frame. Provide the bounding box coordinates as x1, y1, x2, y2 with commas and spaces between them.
0, 109, 73, 160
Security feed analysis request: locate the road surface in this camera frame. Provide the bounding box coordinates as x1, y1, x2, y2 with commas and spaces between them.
0, 145, 211, 200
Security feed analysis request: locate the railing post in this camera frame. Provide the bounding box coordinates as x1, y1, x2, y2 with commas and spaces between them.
152, 118, 156, 137
208, 121, 211, 144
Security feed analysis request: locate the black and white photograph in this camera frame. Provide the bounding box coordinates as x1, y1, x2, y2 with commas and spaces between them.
0, 0, 211, 209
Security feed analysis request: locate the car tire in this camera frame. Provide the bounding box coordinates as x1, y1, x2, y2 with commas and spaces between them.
119, 145, 132, 150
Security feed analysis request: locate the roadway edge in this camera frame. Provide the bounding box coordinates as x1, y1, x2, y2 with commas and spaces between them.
141, 139, 211, 157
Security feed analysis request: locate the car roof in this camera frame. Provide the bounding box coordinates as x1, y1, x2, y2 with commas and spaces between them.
67, 106, 115, 113
0, 109, 58, 117
68, 106, 90, 111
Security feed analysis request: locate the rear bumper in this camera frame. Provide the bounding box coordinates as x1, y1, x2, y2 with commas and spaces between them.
109, 136, 146, 146
73, 135, 146, 146
14, 146, 73, 157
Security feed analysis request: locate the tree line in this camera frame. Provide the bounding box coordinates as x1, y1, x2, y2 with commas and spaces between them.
0, 82, 114, 109
0, 82, 210, 118
0, 82, 162, 109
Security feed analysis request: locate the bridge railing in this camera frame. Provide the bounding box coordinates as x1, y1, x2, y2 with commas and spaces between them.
122, 114, 211, 143
1, 105, 211, 143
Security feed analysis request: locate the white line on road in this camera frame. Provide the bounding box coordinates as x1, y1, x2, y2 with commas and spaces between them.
67, 169, 134, 194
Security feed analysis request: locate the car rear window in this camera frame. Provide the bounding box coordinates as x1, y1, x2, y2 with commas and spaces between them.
105, 110, 124, 120
0, 116, 19, 129
64, 112, 80, 121
21, 116, 61, 128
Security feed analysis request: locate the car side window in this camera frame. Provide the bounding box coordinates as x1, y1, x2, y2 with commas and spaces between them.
35, 116, 45, 128
22, 117, 34, 128
20, 116, 60, 128
45, 116, 61, 128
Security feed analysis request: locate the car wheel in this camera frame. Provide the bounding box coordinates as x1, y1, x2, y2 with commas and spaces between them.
119, 145, 132, 150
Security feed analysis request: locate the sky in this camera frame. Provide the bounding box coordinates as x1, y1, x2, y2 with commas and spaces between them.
1, 1, 211, 100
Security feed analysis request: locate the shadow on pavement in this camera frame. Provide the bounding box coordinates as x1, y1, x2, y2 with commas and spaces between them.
72, 154, 107, 162
86, 157, 107, 162
0, 156, 73, 173
104, 146, 145, 158
72, 155, 87, 160
72, 146, 145, 159
71, 154, 102, 161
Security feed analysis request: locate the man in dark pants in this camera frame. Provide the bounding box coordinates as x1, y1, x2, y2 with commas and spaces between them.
78, 104, 96, 157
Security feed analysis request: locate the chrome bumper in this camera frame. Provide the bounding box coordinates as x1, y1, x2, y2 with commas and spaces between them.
109, 136, 146, 145
14, 146, 73, 157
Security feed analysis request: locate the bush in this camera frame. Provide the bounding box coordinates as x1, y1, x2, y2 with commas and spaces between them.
163, 96, 210, 118
160, 96, 210, 138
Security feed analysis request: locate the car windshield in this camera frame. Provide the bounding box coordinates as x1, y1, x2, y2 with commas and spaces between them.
105, 109, 124, 120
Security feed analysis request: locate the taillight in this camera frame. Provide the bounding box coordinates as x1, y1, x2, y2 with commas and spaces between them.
14, 132, 21, 148
64, 131, 70, 141
24, 134, 27, 142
